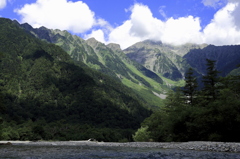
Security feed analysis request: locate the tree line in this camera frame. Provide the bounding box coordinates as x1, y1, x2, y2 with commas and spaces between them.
133, 59, 240, 142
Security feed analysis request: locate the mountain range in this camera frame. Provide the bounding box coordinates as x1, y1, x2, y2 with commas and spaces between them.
19, 21, 240, 105
1, 17, 240, 141
20, 23, 167, 107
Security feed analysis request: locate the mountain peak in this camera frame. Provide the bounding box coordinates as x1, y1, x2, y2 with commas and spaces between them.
107, 43, 122, 52
12, 19, 20, 26
21, 22, 34, 30
86, 37, 104, 49
86, 37, 98, 43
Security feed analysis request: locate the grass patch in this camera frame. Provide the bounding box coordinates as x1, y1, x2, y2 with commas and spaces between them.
159, 75, 185, 88
122, 78, 164, 108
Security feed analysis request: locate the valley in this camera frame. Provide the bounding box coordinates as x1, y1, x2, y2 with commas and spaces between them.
1, 17, 240, 142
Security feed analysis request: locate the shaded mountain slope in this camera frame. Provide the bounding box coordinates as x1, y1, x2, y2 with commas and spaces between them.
183, 45, 240, 76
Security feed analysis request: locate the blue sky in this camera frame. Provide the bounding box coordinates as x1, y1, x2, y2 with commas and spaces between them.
0, 0, 240, 49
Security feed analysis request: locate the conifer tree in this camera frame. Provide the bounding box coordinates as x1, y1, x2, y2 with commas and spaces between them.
0, 52, 4, 113
182, 68, 198, 105
0, 52, 3, 139
164, 88, 185, 111
202, 59, 220, 101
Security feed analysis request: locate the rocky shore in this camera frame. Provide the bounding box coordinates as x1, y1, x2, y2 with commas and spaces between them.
1, 141, 240, 159
1, 141, 240, 153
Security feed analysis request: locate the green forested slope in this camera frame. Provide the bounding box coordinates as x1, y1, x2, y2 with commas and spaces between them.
20, 23, 166, 108
229, 67, 240, 76
133, 60, 240, 142
0, 18, 151, 141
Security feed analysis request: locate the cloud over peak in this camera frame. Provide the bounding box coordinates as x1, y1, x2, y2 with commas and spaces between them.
108, 2, 240, 49
108, 3, 204, 49
14, 0, 240, 49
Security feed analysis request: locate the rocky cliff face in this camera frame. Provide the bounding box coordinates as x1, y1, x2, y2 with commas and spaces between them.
107, 43, 122, 52
123, 40, 203, 80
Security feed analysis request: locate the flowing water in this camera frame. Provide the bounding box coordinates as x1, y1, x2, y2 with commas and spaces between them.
1, 144, 240, 159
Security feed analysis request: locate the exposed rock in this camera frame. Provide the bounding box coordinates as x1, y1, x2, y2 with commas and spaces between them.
107, 43, 122, 52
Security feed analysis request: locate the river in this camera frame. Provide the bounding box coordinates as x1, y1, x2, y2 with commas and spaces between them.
1, 143, 240, 159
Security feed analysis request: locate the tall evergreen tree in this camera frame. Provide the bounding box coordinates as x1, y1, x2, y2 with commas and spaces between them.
164, 88, 185, 111
182, 68, 198, 105
0, 52, 3, 139
202, 59, 220, 101
0, 52, 4, 112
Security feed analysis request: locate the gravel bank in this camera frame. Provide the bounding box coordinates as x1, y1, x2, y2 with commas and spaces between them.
1, 141, 240, 153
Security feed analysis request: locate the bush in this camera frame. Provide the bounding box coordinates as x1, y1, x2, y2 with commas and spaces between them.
132, 126, 150, 142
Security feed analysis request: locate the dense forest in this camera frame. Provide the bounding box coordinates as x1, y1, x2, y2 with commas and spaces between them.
133, 59, 240, 142
0, 18, 151, 142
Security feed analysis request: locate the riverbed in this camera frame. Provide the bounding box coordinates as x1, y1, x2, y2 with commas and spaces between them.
1, 141, 240, 159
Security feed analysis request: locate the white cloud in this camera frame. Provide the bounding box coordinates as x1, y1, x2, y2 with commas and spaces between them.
203, 2, 240, 45
107, 3, 204, 49
106, 2, 240, 49
108, 20, 142, 49
159, 6, 167, 20
14, 0, 240, 49
84, 29, 106, 43
202, 0, 227, 8
15, 0, 95, 33
129, 4, 164, 39
83, 18, 112, 43
107, 4, 163, 49
162, 16, 203, 45
229, 1, 240, 29
95, 18, 113, 35
0, 0, 7, 10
